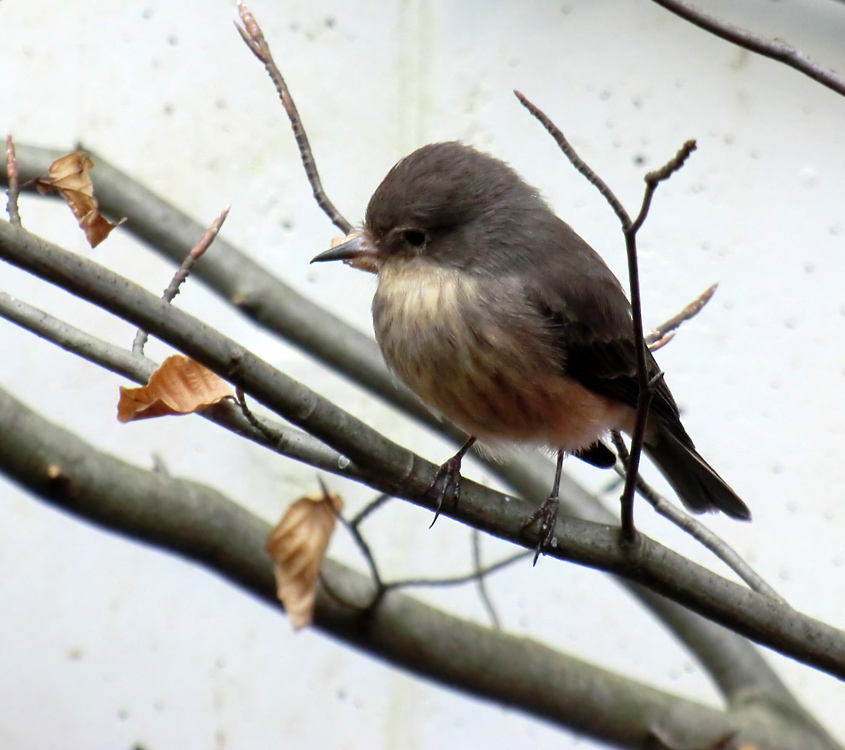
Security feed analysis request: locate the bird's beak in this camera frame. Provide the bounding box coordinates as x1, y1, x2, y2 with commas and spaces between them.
311, 232, 379, 273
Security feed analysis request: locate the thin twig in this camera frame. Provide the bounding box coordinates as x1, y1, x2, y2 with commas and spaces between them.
631, 140, 698, 234
514, 90, 630, 226
319, 476, 385, 599
5, 135, 21, 227
340, 486, 513, 617
473, 529, 501, 629
618, 140, 698, 538
618, 230, 652, 539
610, 433, 787, 602
385, 551, 530, 591
234, 386, 282, 444
333, 511, 385, 602
647, 284, 718, 351
515, 92, 697, 540
235, 1, 352, 234
652, 0, 845, 98
350, 492, 393, 527
133, 205, 229, 355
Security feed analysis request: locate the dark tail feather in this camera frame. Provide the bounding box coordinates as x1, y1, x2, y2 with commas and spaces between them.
644, 428, 751, 521
573, 441, 616, 469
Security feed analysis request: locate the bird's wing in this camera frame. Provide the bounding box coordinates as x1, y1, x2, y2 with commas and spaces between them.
525, 219, 693, 448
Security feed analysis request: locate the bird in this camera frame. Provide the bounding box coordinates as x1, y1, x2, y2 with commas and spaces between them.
311, 141, 750, 555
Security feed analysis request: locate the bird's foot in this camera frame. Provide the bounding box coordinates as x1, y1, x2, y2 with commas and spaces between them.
425, 437, 476, 528
426, 453, 465, 528
522, 495, 560, 565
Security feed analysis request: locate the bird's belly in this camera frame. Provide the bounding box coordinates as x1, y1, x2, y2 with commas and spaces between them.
372, 266, 631, 452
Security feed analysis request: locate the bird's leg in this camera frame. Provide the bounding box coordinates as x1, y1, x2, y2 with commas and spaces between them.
523, 449, 565, 565
427, 436, 477, 527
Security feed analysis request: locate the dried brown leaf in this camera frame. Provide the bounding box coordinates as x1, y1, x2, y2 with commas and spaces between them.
267, 490, 343, 630
34, 151, 125, 247
49, 151, 95, 195
117, 354, 233, 423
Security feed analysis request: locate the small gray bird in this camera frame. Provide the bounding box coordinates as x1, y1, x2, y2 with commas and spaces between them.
312, 141, 750, 549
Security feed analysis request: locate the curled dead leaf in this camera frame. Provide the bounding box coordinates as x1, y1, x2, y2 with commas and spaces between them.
117, 355, 233, 423
267, 489, 343, 630
34, 151, 125, 247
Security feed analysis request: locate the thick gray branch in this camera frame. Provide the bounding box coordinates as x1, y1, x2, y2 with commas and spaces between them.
1, 221, 845, 691
2, 145, 798, 704
0, 385, 837, 750
0, 290, 359, 478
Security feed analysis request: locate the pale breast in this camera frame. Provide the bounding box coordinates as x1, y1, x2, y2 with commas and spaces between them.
372, 258, 632, 452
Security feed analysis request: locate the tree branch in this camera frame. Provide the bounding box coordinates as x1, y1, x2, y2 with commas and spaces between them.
651, 0, 845, 97
133, 204, 229, 354
0, 145, 806, 706
0, 384, 837, 750
611, 432, 785, 603
515, 92, 695, 539
235, 1, 352, 234
5, 135, 21, 227
2, 220, 845, 686
0, 290, 361, 481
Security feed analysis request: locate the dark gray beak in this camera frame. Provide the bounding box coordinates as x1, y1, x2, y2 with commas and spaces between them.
311, 232, 379, 274
311, 233, 371, 263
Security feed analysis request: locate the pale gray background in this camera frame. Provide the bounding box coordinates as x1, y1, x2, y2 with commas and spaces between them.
1, 0, 844, 748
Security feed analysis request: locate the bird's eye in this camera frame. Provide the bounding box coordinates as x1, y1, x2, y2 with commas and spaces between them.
402, 229, 427, 247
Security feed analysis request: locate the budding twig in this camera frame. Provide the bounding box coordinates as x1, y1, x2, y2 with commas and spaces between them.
5, 135, 21, 227
515, 91, 697, 541
647, 283, 717, 351
235, 1, 352, 234
133, 205, 229, 355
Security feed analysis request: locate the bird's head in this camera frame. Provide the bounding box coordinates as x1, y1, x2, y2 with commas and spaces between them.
311, 141, 547, 275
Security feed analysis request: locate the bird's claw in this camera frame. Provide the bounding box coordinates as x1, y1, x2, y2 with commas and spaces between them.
522, 495, 560, 565
426, 454, 464, 527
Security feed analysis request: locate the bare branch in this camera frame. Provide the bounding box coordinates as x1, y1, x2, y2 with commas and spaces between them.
5, 135, 21, 227
235, 2, 352, 234
473, 529, 502, 629
0, 290, 361, 483
2, 221, 845, 683
652, 0, 845, 98
8, 383, 829, 749
630, 139, 698, 234
330, 483, 385, 599
515, 92, 697, 540
350, 492, 393, 527
610, 432, 786, 603
514, 90, 630, 226
647, 284, 718, 350
618, 140, 698, 535
385, 551, 530, 591
0, 146, 800, 704
133, 204, 230, 354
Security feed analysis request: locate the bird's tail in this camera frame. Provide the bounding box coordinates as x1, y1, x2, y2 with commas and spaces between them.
644, 427, 751, 520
